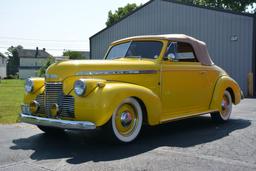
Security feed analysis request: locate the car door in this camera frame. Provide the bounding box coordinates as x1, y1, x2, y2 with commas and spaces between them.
160, 42, 213, 121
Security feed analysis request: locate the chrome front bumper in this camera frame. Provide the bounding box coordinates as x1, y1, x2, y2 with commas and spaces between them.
20, 113, 96, 130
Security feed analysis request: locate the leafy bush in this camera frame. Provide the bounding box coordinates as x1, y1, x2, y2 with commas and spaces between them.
63, 50, 83, 59
6, 74, 19, 79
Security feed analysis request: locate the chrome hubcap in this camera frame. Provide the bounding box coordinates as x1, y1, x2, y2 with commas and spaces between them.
221, 99, 228, 111
220, 93, 231, 119
112, 98, 143, 142
114, 102, 139, 136
120, 111, 133, 127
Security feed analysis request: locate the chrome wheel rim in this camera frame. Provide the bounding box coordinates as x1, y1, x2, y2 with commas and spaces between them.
220, 91, 232, 120
115, 103, 138, 136
112, 97, 143, 143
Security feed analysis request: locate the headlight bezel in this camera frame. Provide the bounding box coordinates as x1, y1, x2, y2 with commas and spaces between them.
74, 79, 87, 96
25, 78, 34, 93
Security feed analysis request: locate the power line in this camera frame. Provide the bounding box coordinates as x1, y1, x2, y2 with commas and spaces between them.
0, 36, 87, 43
0, 46, 87, 51
0, 40, 87, 44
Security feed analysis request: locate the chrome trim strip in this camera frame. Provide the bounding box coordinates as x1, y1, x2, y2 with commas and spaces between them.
45, 82, 62, 85
76, 70, 158, 76
20, 113, 96, 130
45, 74, 58, 79
160, 110, 217, 123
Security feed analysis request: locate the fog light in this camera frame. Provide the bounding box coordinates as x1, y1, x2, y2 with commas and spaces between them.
29, 101, 39, 114
50, 103, 59, 117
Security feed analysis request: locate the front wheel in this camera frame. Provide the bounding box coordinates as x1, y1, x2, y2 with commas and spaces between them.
107, 97, 143, 143
211, 90, 233, 123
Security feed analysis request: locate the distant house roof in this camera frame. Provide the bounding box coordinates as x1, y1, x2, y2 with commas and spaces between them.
18, 48, 51, 58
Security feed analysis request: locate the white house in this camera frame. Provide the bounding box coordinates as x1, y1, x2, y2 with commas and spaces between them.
0, 52, 8, 79
18, 48, 51, 79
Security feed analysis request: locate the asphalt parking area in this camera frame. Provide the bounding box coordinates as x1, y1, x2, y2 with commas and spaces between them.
0, 99, 255, 171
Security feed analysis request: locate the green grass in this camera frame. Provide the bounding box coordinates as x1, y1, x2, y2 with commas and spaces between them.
0, 79, 24, 124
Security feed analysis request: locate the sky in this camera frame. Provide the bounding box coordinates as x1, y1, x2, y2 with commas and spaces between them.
0, 0, 255, 56
0, 0, 149, 56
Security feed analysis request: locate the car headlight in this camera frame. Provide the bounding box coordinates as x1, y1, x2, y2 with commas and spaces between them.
25, 78, 34, 93
74, 79, 86, 96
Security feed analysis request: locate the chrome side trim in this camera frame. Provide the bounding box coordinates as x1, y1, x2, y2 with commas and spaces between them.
20, 113, 96, 130
76, 70, 158, 76
160, 110, 218, 124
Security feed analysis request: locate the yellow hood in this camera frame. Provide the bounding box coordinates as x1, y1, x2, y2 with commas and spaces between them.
46, 59, 158, 81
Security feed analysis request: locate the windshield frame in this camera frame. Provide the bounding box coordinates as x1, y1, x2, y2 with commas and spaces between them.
104, 40, 164, 60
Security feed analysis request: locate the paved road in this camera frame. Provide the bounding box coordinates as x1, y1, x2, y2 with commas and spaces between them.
0, 99, 255, 171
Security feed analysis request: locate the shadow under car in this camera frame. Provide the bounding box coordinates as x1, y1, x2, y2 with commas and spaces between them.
11, 116, 251, 164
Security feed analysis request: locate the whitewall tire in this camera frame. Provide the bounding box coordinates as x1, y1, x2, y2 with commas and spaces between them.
110, 97, 143, 143
211, 90, 233, 122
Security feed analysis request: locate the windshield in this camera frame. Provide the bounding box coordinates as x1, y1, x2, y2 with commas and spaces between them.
105, 41, 163, 60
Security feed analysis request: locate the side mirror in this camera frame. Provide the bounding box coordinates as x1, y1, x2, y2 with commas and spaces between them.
164, 42, 177, 61
163, 53, 176, 61
167, 53, 176, 61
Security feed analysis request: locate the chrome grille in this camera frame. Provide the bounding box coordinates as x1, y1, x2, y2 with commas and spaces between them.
36, 94, 45, 114
45, 83, 63, 117
61, 95, 75, 118
42, 82, 75, 118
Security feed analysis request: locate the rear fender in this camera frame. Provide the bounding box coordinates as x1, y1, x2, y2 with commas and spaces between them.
210, 76, 241, 111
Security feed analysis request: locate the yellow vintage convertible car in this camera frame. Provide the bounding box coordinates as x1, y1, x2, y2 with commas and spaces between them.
20, 34, 242, 143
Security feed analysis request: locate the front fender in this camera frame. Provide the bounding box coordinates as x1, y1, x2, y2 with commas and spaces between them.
210, 76, 241, 111
73, 82, 161, 127
24, 78, 45, 104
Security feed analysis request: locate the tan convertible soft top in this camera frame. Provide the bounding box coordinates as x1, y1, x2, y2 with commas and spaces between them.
113, 34, 214, 66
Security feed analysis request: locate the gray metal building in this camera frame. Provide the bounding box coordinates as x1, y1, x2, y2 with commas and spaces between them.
90, 0, 256, 96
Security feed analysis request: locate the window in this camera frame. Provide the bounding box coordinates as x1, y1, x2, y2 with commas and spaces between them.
106, 42, 131, 60
1, 58, 4, 65
165, 42, 197, 62
105, 41, 163, 60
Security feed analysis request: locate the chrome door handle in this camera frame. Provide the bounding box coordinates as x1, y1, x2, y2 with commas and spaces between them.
200, 71, 206, 75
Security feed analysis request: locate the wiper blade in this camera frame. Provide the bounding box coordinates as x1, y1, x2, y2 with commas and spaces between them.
125, 56, 142, 59
109, 56, 143, 60
111, 56, 124, 60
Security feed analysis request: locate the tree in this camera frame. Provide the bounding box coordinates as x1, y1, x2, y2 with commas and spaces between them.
106, 3, 141, 27
253, 3, 256, 13
6, 45, 23, 76
63, 50, 83, 59
176, 0, 255, 13
37, 56, 55, 77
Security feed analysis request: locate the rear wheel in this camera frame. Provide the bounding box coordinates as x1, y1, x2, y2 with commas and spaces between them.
37, 125, 65, 134
106, 97, 143, 143
211, 90, 233, 122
